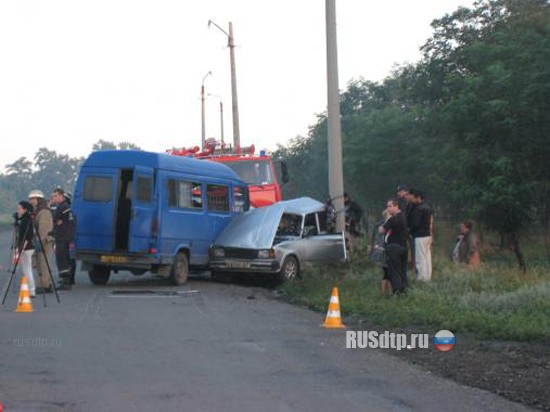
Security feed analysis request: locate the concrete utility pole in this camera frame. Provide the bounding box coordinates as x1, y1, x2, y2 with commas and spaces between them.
325, 0, 345, 233
208, 93, 225, 144
201, 71, 212, 151
208, 20, 241, 149
218, 99, 225, 144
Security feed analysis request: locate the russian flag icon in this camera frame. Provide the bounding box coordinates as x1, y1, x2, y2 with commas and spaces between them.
434, 330, 456, 352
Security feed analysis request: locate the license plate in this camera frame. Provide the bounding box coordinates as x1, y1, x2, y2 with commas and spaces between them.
100, 255, 128, 263
227, 260, 251, 269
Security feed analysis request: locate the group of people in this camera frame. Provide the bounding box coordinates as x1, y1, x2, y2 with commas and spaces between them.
14, 188, 76, 297
375, 184, 480, 296
376, 184, 434, 295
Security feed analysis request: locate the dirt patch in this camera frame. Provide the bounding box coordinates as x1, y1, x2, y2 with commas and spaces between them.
350, 320, 550, 411
395, 337, 549, 411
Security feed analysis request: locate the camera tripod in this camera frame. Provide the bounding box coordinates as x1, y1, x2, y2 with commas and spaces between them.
1, 217, 60, 306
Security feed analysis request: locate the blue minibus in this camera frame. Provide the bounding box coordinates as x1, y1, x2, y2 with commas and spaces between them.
73, 150, 249, 285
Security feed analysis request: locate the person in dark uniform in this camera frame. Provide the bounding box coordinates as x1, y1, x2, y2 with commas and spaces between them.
63, 192, 77, 285
51, 188, 76, 290
378, 198, 408, 294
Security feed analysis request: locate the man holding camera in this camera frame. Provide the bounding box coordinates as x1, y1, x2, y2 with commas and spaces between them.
28, 190, 55, 293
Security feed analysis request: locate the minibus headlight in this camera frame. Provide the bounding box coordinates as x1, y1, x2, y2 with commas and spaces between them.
213, 248, 225, 258
257, 249, 274, 259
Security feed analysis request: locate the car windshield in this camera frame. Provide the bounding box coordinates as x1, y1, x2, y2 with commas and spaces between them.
223, 160, 274, 185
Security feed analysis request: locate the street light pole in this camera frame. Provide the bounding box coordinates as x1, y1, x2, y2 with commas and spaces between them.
326, 0, 345, 233
208, 93, 225, 144
201, 71, 212, 151
208, 20, 240, 149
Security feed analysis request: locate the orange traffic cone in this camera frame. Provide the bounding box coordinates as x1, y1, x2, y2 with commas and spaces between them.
322, 286, 345, 328
14, 275, 33, 313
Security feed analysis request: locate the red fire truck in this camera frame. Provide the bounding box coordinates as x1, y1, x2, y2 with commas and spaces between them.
168, 140, 288, 208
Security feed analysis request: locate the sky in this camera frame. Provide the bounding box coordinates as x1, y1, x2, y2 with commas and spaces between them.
0, 0, 474, 171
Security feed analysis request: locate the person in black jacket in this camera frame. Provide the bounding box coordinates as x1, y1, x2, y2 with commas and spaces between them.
408, 190, 433, 281
63, 192, 77, 285
379, 198, 408, 294
344, 193, 364, 251
16, 201, 37, 297
51, 188, 76, 290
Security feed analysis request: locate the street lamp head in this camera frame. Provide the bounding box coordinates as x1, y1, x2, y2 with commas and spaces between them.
208, 19, 229, 39
202, 71, 212, 85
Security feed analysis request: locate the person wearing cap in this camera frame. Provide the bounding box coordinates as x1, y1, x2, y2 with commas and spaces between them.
28, 190, 55, 293
51, 188, 77, 290
16, 201, 37, 297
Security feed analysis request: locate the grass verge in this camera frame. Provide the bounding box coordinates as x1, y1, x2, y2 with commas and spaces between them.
280, 253, 550, 342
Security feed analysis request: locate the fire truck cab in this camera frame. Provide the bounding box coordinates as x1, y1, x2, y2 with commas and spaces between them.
168, 140, 288, 208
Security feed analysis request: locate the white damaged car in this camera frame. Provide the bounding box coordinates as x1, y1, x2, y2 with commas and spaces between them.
209, 197, 347, 282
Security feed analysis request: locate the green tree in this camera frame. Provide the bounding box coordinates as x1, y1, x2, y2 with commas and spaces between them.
1, 157, 34, 206
422, 0, 550, 269
92, 140, 117, 151
33, 147, 83, 193
92, 140, 142, 151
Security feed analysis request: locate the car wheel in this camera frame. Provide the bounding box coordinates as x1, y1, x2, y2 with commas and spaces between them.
89, 266, 110, 285
171, 251, 189, 285
278, 256, 299, 282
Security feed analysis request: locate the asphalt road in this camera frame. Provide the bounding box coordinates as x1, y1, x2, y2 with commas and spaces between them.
0, 228, 530, 412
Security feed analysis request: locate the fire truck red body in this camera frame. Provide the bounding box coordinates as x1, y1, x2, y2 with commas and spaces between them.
168, 140, 288, 208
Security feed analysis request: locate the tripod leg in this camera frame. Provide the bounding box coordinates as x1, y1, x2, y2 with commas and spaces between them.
4, 224, 31, 304
1, 272, 17, 305
47, 254, 60, 304
2, 254, 21, 305
39, 253, 47, 308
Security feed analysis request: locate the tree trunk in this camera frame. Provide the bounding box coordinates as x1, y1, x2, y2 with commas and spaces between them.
509, 233, 526, 273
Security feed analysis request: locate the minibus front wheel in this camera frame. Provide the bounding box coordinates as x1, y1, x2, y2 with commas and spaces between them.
89, 265, 111, 285
171, 251, 189, 285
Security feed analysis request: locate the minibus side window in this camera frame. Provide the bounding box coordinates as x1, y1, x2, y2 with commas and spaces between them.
84, 176, 113, 202
136, 177, 152, 203
206, 184, 230, 212
167, 178, 203, 209
178, 181, 202, 209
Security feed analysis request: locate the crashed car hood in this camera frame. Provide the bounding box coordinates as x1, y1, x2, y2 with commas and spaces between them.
214, 197, 326, 249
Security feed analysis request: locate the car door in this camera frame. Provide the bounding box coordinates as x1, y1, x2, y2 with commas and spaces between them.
75, 171, 118, 252
128, 166, 155, 253
302, 212, 347, 263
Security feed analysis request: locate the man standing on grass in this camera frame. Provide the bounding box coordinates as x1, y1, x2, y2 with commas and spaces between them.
409, 190, 433, 281
379, 198, 408, 294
